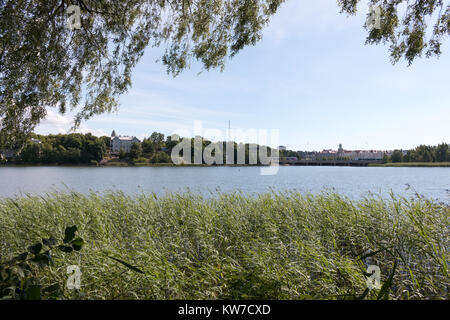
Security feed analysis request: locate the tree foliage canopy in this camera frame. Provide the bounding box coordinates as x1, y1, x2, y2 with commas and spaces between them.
17, 132, 108, 164
339, 0, 449, 64
0, 0, 285, 147
0, 0, 449, 148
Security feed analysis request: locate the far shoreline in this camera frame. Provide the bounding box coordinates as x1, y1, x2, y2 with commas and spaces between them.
1, 162, 449, 168
368, 162, 450, 167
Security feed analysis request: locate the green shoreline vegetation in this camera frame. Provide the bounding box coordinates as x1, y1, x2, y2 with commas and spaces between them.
0, 132, 275, 167
2, 162, 449, 168
1, 133, 449, 168
0, 191, 448, 300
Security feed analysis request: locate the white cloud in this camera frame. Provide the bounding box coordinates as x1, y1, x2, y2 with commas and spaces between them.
36, 109, 108, 137
36, 109, 72, 134
76, 124, 108, 137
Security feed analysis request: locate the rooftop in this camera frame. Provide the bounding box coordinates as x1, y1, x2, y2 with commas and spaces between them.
112, 136, 138, 141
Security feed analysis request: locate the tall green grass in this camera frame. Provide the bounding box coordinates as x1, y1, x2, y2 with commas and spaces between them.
0, 191, 448, 300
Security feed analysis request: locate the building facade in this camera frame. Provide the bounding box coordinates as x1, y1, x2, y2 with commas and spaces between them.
110, 130, 140, 153
335, 144, 390, 160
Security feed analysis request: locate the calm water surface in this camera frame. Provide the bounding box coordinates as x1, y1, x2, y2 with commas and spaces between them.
1, 166, 449, 201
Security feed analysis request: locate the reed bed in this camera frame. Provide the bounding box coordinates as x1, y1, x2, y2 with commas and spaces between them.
0, 190, 448, 300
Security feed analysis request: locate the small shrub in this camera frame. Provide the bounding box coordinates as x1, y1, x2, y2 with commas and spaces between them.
0, 226, 84, 300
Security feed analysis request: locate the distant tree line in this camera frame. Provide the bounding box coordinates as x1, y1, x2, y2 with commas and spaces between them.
15, 133, 109, 165
388, 143, 449, 163
116, 132, 173, 164
0, 130, 279, 166
279, 143, 450, 163
121, 132, 275, 165
15, 133, 447, 166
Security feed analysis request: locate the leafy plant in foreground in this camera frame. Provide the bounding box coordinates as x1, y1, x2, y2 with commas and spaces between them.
0, 226, 84, 300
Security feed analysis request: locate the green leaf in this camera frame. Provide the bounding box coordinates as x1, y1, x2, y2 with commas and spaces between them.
358, 288, 370, 300
23, 263, 32, 273
42, 284, 61, 298
107, 256, 145, 274
16, 252, 29, 261
28, 242, 43, 255
357, 248, 385, 261
43, 237, 57, 247
71, 238, 84, 251
63, 225, 77, 243
24, 285, 41, 300
10, 252, 28, 263
58, 245, 73, 253
30, 251, 51, 267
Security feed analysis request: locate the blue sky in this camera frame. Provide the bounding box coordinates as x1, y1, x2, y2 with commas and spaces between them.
36, 0, 450, 151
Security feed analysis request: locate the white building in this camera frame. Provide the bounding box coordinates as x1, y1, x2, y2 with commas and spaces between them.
336, 144, 389, 160
110, 130, 140, 153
